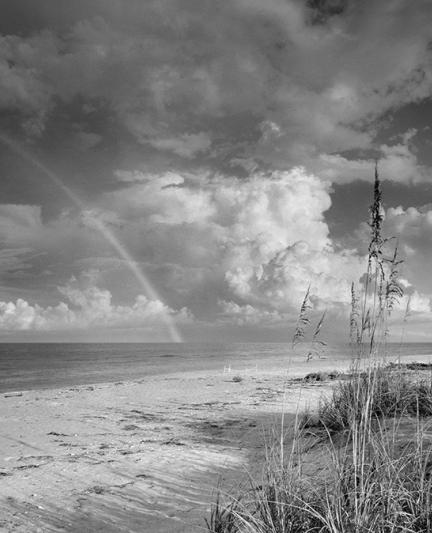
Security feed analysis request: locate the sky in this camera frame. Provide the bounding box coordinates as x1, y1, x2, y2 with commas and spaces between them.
0, 0, 432, 343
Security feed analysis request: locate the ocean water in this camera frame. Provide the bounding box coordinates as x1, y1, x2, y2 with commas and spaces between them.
1, 342, 432, 393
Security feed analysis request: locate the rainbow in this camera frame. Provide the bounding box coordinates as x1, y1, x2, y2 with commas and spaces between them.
0, 133, 183, 342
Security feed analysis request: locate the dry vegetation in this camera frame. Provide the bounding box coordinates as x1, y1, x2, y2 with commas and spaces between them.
205, 168, 432, 532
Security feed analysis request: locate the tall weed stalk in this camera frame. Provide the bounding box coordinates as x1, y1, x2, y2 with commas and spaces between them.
206, 167, 431, 533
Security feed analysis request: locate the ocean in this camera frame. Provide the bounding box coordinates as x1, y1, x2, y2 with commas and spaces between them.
1, 342, 432, 393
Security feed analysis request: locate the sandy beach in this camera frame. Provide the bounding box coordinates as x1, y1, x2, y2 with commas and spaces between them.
0, 355, 352, 533
3, 351, 432, 533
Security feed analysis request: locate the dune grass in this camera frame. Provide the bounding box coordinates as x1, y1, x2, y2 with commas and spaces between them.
316, 365, 432, 432
206, 366, 432, 533
205, 169, 432, 532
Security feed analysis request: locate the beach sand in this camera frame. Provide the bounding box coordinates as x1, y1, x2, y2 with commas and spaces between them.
0, 354, 419, 532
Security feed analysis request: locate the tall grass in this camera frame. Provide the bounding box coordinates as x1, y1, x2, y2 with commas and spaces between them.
317, 367, 432, 433
206, 167, 432, 533
292, 285, 327, 361
207, 377, 432, 532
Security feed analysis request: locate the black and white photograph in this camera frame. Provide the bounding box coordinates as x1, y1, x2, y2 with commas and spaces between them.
1, 1, 432, 531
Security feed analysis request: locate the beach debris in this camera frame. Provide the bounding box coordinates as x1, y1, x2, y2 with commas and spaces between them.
304, 372, 328, 382
162, 438, 186, 446
303, 371, 339, 382
123, 424, 140, 431
15, 464, 41, 470
388, 362, 432, 371
88, 485, 106, 495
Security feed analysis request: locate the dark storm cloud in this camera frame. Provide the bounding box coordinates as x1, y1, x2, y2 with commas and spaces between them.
1, 0, 431, 173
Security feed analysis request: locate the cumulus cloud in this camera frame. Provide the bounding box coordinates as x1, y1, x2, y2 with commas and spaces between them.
377, 205, 432, 296
403, 291, 431, 314
1, 165, 429, 338
385, 205, 432, 244
104, 165, 432, 337
0, 169, 350, 329
102, 167, 368, 322
219, 300, 285, 327
0, 167, 430, 339
228, 242, 365, 309
0, 273, 191, 334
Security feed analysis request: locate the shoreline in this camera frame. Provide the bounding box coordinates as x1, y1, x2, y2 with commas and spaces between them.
2, 342, 432, 394
2, 354, 432, 532
0, 363, 328, 532
3, 350, 432, 396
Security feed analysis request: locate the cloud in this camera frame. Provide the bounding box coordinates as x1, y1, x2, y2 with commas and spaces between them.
102, 167, 367, 321
0, 247, 38, 278
0, 166, 429, 339
0, 204, 43, 243
0, 169, 347, 328
226, 241, 364, 310
0, 272, 191, 334
348, 203, 432, 326
2, 1, 432, 341
219, 300, 285, 327
313, 133, 429, 184
384, 205, 432, 268
404, 291, 431, 314
104, 165, 432, 337
0, 32, 56, 134
74, 130, 102, 151
378, 205, 432, 295
1, 1, 432, 176
1, 166, 429, 338
0, 204, 113, 270
146, 132, 211, 158
111, 170, 216, 225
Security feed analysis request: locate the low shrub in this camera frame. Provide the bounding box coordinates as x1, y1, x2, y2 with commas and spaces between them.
318, 366, 432, 432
